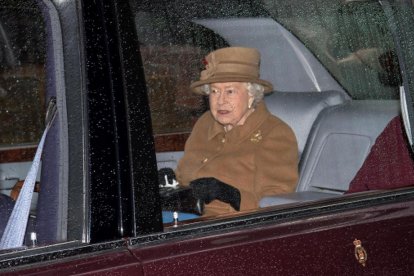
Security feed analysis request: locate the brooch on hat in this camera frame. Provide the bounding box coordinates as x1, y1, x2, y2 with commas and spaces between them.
202, 58, 208, 67
250, 130, 262, 143
201, 55, 216, 79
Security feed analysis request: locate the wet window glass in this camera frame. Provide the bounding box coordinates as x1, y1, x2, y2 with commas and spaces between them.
131, 0, 404, 138
265, 0, 402, 100
130, 0, 277, 134
131, 1, 227, 134
130, 0, 414, 223
0, 3, 46, 147
0, 1, 64, 253
388, 0, 414, 112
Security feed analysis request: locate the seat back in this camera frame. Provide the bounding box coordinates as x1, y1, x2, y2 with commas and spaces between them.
35, 119, 66, 244
0, 194, 14, 239
264, 91, 349, 158
298, 100, 400, 193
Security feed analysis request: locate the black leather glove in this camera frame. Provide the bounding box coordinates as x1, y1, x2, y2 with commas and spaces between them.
189, 177, 241, 211
158, 167, 176, 186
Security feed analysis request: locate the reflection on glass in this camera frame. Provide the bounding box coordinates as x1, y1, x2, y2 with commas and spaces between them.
0, 3, 46, 147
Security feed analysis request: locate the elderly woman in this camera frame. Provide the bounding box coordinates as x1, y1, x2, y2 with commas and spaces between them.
175, 47, 298, 216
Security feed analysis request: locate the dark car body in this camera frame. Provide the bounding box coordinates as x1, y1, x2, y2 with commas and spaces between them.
1, 0, 414, 275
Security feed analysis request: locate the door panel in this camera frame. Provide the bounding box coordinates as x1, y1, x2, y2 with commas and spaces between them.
131, 201, 414, 275
2, 248, 144, 275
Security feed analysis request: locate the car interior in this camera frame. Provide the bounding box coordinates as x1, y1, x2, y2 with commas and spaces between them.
154, 11, 405, 212
0, 2, 66, 247
157, 90, 401, 208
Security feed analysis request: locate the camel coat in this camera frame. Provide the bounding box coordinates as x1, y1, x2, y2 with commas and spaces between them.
175, 102, 299, 216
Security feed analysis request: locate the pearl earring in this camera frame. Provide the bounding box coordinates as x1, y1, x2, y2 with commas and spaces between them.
248, 99, 253, 109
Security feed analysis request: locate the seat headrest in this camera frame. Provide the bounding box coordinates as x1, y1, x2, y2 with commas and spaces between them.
264, 90, 349, 156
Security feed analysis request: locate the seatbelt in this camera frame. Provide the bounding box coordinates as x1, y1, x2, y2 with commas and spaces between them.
0, 97, 57, 250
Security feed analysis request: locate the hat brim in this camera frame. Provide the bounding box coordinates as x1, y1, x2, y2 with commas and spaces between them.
190, 75, 273, 95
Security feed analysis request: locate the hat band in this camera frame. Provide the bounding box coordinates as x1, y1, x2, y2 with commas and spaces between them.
201, 63, 259, 81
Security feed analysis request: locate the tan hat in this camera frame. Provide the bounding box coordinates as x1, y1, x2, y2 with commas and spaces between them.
190, 47, 273, 94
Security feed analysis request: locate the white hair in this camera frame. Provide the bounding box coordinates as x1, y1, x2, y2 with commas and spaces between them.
201, 82, 265, 107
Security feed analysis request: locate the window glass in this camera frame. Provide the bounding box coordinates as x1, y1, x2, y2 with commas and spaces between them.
266, 0, 401, 100
132, 0, 404, 136
0, 0, 69, 253
0, 3, 46, 147
130, 0, 414, 222
131, 2, 228, 134
388, 0, 414, 129
130, 0, 272, 134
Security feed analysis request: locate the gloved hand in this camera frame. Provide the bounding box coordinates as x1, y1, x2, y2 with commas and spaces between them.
158, 168, 204, 215
158, 168, 176, 186
189, 177, 241, 211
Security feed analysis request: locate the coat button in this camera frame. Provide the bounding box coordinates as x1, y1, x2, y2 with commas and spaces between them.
202, 157, 208, 163
221, 138, 226, 143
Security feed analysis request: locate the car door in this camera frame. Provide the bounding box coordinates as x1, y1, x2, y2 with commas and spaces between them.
130, 198, 414, 275
127, 0, 414, 274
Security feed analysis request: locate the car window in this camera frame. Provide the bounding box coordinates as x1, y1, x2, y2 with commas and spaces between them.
386, 0, 414, 148
130, 0, 414, 225
133, 0, 403, 140
0, 5, 46, 228
0, 0, 70, 253
0, 3, 46, 147
131, 4, 228, 134
267, 0, 402, 100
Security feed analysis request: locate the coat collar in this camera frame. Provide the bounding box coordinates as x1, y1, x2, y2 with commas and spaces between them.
207, 102, 270, 142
